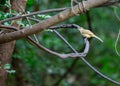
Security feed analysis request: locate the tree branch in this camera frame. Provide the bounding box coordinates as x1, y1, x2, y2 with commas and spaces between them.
1, 23, 120, 85
97, 0, 120, 7
0, 0, 119, 24
0, 25, 88, 58
27, 37, 88, 58
0, 0, 108, 44
53, 29, 120, 86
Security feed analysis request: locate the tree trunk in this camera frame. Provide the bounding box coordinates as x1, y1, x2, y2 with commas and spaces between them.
0, 42, 15, 86
12, 58, 26, 86
0, 0, 27, 86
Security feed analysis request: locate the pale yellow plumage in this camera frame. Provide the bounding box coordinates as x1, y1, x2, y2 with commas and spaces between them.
78, 27, 103, 42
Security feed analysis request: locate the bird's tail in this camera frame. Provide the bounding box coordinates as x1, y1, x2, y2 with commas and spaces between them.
94, 35, 103, 42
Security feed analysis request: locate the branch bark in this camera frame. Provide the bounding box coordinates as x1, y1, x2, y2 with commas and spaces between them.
0, 0, 108, 44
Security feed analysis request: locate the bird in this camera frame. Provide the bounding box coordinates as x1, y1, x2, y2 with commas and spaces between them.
78, 27, 103, 42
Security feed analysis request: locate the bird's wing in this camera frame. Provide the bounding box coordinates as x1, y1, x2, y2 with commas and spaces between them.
81, 29, 93, 34
82, 33, 91, 38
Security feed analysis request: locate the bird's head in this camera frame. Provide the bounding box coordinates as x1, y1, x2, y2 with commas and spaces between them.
78, 27, 84, 32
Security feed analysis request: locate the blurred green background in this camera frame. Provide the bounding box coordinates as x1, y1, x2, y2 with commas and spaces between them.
1, 0, 120, 86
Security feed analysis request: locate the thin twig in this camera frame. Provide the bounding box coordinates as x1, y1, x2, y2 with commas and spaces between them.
53, 28, 120, 86
25, 14, 39, 43
85, 11, 92, 30
0, 0, 113, 44
27, 37, 88, 58
97, 0, 120, 7
115, 29, 120, 56
1, 1, 120, 24
71, 0, 79, 16
114, 6, 120, 56
0, 25, 87, 58
66, 11, 92, 86
0, 8, 67, 24
1, 24, 120, 85
53, 29, 77, 53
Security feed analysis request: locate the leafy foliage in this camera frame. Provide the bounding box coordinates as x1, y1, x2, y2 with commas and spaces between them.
0, 0, 120, 86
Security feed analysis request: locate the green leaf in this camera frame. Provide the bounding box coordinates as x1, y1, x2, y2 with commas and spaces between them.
37, 14, 51, 19
4, 64, 11, 70
6, 70, 16, 74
